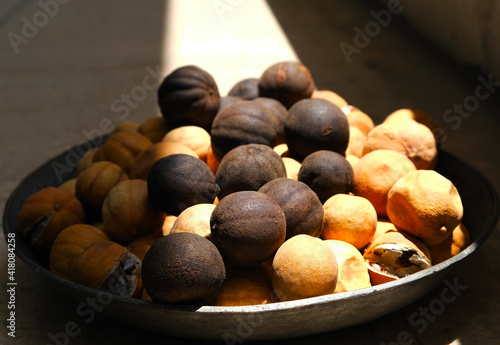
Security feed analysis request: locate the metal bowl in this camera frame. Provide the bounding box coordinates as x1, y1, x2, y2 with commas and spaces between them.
3, 141, 499, 341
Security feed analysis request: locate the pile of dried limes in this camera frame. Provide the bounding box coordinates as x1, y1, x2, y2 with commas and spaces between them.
18, 61, 467, 305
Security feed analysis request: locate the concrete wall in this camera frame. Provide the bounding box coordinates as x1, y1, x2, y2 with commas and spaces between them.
376, 0, 500, 78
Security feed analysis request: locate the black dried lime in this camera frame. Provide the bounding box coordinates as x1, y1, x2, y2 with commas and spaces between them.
259, 178, 324, 239
227, 78, 259, 100
147, 154, 219, 216
141, 232, 226, 304
284, 98, 350, 161
210, 100, 278, 162
258, 61, 315, 108
157, 65, 220, 131
298, 150, 354, 203
215, 144, 286, 199
210, 191, 286, 266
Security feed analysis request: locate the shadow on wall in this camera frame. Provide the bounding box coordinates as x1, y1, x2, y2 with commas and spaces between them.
266, 0, 500, 125
373, 0, 500, 80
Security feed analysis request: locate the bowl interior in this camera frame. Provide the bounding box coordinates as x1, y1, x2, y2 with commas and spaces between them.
3, 142, 499, 340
